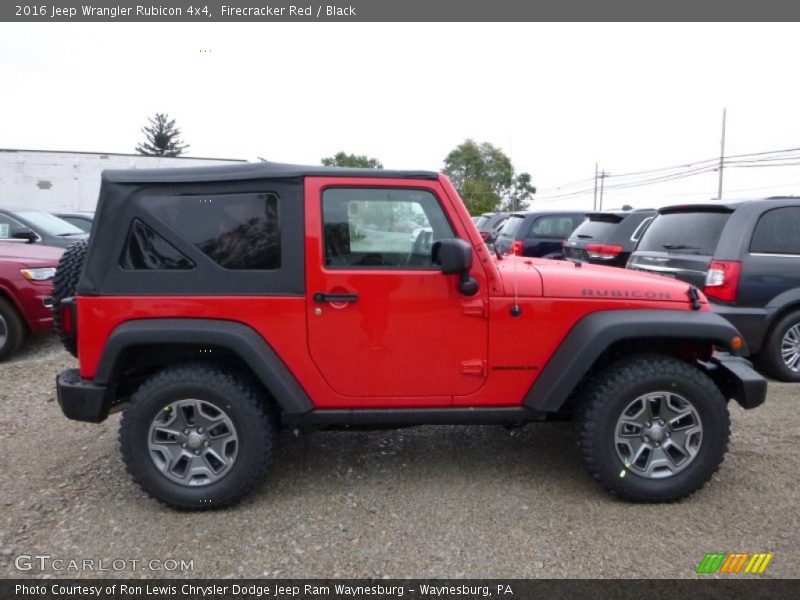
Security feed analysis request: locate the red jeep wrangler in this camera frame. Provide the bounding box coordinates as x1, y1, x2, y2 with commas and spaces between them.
53, 163, 766, 509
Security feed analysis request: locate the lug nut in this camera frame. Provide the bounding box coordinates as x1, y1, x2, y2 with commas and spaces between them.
181, 443, 187, 448
659, 420, 665, 426
197, 428, 203, 433
194, 450, 199, 455
204, 441, 209, 447
645, 422, 651, 428
183, 429, 189, 435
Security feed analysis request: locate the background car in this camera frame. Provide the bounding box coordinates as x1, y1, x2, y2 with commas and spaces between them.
0, 241, 63, 360
564, 208, 656, 267
54, 212, 94, 233
473, 212, 509, 245
627, 197, 800, 381
0, 207, 88, 248
494, 210, 586, 258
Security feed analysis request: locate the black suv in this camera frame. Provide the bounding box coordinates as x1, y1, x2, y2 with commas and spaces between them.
628, 198, 800, 381
494, 211, 586, 258
564, 209, 656, 267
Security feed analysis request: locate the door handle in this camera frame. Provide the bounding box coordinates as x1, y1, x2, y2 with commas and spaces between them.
313, 292, 358, 303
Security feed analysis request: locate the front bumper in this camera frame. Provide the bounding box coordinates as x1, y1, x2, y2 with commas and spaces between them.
703, 354, 767, 410
56, 368, 110, 423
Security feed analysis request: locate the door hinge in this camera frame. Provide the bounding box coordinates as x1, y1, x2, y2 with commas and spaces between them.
461, 359, 487, 377
462, 299, 487, 318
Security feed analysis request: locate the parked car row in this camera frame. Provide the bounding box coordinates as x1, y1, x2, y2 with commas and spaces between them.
478, 197, 800, 382
0, 208, 93, 360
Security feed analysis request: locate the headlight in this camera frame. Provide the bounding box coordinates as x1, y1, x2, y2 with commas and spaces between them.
20, 267, 57, 281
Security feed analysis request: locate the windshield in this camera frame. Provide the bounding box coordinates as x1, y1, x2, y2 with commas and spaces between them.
637, 211, 730, 255
14, 210, 85, 237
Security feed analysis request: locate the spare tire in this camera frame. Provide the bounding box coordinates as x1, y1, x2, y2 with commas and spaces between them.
52, 240, 88, 357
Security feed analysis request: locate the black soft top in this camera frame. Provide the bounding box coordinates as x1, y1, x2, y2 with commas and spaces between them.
102, 161, 440, 184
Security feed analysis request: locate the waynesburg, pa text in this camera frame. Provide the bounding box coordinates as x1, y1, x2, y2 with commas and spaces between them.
15, 583, 513, 598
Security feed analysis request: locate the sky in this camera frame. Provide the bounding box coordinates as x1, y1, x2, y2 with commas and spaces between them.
2, 22, 800, 210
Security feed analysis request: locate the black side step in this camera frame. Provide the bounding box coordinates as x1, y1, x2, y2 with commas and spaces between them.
283, 407, 546, 430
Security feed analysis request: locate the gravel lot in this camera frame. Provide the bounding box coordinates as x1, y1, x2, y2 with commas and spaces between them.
1, 336, 798, 579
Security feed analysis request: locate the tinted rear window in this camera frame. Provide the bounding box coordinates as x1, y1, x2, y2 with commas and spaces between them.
638, 212, 730, 255
750, 207, 800, 255
474, 215, 490, 227
570, 216, 620, 240
499, 215, 524, 236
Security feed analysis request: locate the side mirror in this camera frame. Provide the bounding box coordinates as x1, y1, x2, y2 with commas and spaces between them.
11, 227, 37, 243
432, 238, 479, 296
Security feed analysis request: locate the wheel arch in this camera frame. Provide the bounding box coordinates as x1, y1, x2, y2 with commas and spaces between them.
524, 309, 746, 413
94, 318, 314, 415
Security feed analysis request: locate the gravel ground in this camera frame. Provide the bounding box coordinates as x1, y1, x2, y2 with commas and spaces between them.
0, 336, 798, 579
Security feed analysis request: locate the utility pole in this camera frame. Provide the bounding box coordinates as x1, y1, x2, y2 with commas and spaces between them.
717, 108, 727, 199
598, 170, 608, 211
593, 163, 599, 211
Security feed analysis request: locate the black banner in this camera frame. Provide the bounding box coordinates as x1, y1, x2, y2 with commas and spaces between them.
3, 0, 800, 22
3, 579, 799, 600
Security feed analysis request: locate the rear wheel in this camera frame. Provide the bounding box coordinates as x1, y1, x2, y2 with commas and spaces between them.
120, 363, 276, 510
759, 310, 800, 382
52, 239, 88, 357
577, 355, 729, 502
0, 297, 26, 362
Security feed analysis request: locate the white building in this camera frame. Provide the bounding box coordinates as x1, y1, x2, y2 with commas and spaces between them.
0, 149, 247, 213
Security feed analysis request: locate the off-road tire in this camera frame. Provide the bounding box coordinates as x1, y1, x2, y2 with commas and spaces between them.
0, 297, 26, 362
119, 363, 276, 510
577, 354, 730, 502
52, 239, 88, 357
758, 310, 800, 382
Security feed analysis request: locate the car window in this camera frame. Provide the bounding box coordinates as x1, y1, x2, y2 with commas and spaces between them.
750, 207, 800, 255
474, 215, 489, 227
529, 215, 578, 238
142, 192, 281, 269
499, 215, 524, 236
0, 214, 26, 240
570, 216, 621, 241
13, 210, 84, 237
61, 216, 93, 232
631, 216, 654, 242
322, 188, 454, 269
120, 220, 194, 270
637, 212, 731, 255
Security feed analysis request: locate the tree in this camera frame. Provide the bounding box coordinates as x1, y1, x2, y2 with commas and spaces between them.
322, 151, 383, 169
135, 113, 189, 157
442, 139, 535, 215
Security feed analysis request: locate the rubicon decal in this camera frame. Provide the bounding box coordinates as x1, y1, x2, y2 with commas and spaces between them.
582, 289, 672, 300
696, 552, 774, 574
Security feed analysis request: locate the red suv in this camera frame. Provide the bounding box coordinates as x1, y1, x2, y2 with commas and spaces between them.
0, 242, 63, 360
52, 163, 765, 509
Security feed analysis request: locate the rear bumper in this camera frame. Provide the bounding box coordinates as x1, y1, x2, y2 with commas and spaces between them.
710, 302, 768, 355
703, 354, 767, 410
56, 368, 110, 423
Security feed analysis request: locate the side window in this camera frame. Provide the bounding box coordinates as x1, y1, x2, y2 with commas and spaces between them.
631, 216, 654, 242
0, 214, 25, 240
142, 193, 281, 269
120, 220, 194, 270
322, 188, 454, 268
529, 216, 577, 238
750, 207, 800, 255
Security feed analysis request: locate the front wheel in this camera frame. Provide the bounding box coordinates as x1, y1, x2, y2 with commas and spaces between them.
120, 364, 276, 510
577, 355, 730, 502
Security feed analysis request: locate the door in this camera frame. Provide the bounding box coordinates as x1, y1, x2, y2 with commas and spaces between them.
305, 178, 489, 401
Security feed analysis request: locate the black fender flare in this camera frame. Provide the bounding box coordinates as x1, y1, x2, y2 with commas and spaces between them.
524, 309, 745, 412
94, 318, 313, 414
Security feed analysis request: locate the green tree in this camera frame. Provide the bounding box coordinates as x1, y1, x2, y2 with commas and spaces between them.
135, 113, 189, 157
322, 152, 383, 169
442, 139, 535, 215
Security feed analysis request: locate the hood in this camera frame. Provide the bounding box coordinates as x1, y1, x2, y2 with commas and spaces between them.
0, 242, 64, 266
495, 256, 705, 305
